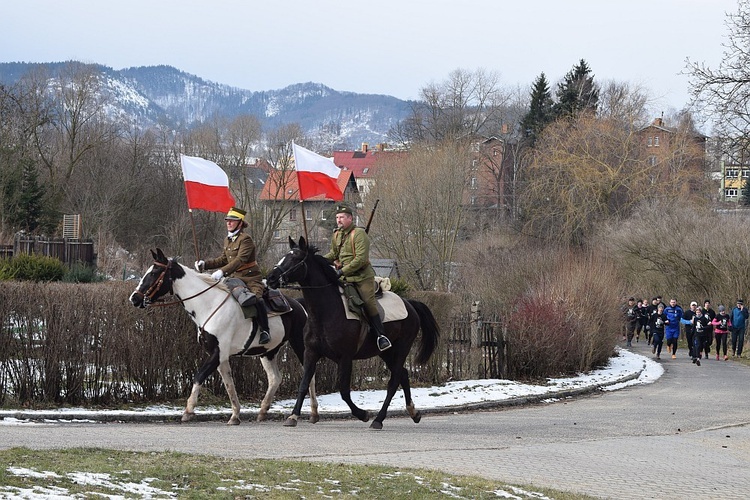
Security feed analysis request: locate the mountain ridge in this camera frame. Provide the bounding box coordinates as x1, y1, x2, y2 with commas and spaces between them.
0, 61, 412, 148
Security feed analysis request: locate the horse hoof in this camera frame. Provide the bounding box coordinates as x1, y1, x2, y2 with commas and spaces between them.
369, 420, 383, 430
181, 412, 195, 423
355, 410, 370, 422
283, 417, 298, 427
309, 414, 320, 424
257, 412, 267, 422
227, 417, 241, 426
412, 411, 422, 424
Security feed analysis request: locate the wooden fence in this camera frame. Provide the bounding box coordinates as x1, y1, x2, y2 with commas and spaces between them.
4, 235, 95, 266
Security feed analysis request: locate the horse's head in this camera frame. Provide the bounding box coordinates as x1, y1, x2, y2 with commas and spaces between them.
267, 236, 313, 289
129, 248, 183, 308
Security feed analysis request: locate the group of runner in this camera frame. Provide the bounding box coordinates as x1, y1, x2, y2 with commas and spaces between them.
622, 296, 749, 365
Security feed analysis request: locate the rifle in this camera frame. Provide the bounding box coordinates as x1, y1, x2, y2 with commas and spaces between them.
364, 199, 380, 234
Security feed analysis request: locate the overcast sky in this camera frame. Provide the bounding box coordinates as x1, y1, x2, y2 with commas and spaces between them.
1, 0, 739, 115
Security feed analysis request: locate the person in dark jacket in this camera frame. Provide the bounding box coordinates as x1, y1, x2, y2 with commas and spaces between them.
649, 303, 668, 360
690, 306, 710, 366
680, 301, 698, 359
702, 300, 716, 359
730, 299, 749, 357
195, 207, 270, 345
635, 299, 648, 343
623, 297, 638, 347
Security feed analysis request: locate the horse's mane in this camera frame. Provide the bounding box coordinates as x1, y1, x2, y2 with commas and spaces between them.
305, 245, 340, 283
180, 262, 230, 292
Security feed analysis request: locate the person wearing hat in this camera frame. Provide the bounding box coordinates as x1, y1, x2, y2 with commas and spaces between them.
195, 207, 270, 345
711, 305, 731, 360
324, 204, 391, 351
730, 298, 749, 357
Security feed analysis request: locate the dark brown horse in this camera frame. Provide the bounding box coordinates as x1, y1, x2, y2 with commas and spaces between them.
266, 237, 439, 430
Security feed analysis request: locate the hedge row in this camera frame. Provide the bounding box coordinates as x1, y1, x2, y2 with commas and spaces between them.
0, 282, 456, 407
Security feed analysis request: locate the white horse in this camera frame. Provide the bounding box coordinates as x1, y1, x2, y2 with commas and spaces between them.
129, 248, 318, 425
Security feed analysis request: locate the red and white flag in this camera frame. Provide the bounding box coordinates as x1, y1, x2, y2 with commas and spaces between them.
292, 143, 344, 201
180, 154, 236, 212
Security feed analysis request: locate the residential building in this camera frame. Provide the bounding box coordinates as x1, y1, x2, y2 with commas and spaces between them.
332, 143, 407, 198
258, 166, 359, 248
637, 117, 708, 190
467, 136, 517, 218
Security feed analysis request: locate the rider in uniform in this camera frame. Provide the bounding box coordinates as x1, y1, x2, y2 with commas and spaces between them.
325, 204, 391, 351
195, 207, 270, 345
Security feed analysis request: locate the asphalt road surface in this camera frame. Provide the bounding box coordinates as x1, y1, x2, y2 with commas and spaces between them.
2, 340, 749, 499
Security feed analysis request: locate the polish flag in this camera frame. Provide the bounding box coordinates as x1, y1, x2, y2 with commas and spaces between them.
180, 154, 236, 212
292, 143, 344, 201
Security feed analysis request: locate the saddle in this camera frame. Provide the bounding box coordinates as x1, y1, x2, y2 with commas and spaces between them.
339, 284, 408, 323
225, 278, 292, 319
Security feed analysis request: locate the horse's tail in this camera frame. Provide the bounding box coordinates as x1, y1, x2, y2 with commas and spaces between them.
408, 299, 440, 365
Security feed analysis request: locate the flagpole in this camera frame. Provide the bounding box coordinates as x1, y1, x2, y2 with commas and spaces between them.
188, 209, 201, 260
300, 200, 309, 242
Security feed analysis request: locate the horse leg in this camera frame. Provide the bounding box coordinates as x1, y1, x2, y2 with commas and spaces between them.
217, 360, 242, 425
370, 365, 404, 430
338, 359, 369, 423
257, 356, 281, 422
284, 352, 320, 427
308, 374, 319, 424
399, 368, 422, 424
182, 346, 220, 423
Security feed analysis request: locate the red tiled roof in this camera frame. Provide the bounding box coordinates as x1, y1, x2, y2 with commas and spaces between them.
333, 150, 406, 179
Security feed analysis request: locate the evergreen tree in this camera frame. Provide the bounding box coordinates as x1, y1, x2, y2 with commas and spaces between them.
742, 179, 750, 206
521, 72, 554, 146
554, 59, 599, 119
11, 161, 47, 232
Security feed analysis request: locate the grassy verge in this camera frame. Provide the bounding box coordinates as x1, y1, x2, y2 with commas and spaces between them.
0, 447, 598, 499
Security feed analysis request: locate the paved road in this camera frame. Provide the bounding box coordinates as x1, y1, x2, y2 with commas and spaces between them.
2, 340, 749, 499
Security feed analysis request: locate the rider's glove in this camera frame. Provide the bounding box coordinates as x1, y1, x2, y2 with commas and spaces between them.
211, 269, 224, 281
335, 268, 344, 279
194, 260, 205, 272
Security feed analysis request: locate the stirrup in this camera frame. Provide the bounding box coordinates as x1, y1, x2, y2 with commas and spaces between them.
377, 335, 392, 351
259, 330, 270, 345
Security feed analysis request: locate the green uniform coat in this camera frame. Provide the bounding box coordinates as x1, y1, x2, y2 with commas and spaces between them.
325, 224, 378, 316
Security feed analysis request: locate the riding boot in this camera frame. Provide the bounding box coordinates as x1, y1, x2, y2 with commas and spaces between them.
256, 300, 271, 345
368, 313, 391, 351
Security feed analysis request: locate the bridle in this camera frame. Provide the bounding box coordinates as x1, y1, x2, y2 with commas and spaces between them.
272, 249, 339, 290
133, 259, 220, 308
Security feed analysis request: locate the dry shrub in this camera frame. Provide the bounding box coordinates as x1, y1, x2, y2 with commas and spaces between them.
603, 199, 750, 304
457, 235, 622, 380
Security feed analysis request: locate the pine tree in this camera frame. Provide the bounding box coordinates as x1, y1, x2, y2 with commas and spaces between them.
554, 59, 599, 119
521, 73, 554, 146
13, 161, 47, 232
741, 179, 750, 206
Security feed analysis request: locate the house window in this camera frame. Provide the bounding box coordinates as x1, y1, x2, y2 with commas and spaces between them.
362, 167, 369, 174
493, 148, 499, 157
470, 177, 478, 189
305, 208, 312, 221
648, 156, 657, 166
726, 168, 739, 179
470, 195, 477, 205
654, 136, 660, 146
743, 169, 750, 178
273, 230, 281, 239
289, 209, 297, 221
726, 188, 739, 198
648, 137, 653, 147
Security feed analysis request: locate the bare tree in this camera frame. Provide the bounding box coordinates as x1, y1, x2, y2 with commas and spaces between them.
393, 68, 510, 144
368, 142, 471, 291
687, 1, 750, 141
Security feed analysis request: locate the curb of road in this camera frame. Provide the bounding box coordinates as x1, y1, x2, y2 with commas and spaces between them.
0, 365, 645, 424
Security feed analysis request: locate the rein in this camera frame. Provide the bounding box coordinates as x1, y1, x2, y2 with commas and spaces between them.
273, 254, 339, 290
134, 260, 222, 308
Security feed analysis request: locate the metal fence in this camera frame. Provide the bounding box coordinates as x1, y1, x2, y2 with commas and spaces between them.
446, 314, 506, 380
